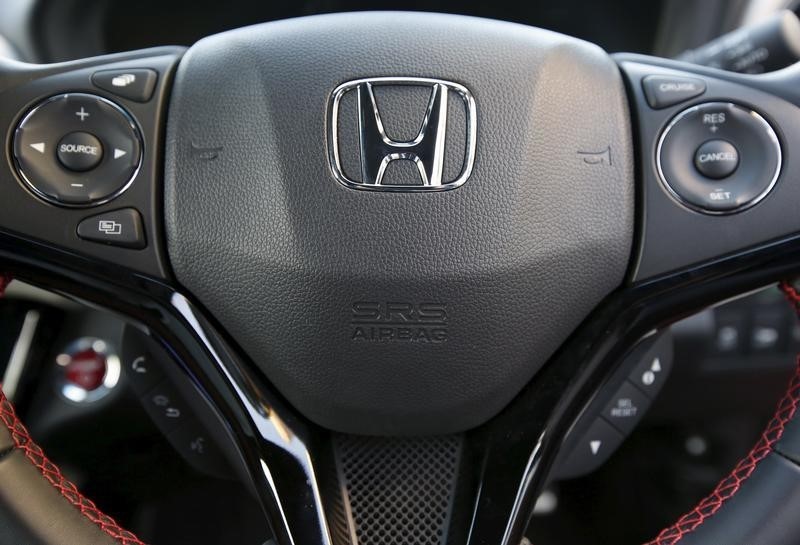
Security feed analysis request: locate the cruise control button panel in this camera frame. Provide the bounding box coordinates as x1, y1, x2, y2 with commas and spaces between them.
619, 60, 800, 281
12, 93, 142, 206
657, 102, 781, 213
77, 208, 146, 249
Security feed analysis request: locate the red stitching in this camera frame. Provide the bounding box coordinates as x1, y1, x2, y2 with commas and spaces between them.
0, 274, 146, 545
0, 273, 11, 298
644, 282, 800, 545
781, 280, 800, 314
0, 390, 146, 545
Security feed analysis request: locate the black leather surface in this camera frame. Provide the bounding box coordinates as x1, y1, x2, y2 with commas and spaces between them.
164, 12, 634, 434
677, 453, 800, 545
776, 410, 800, 463
0, 451, 117, 545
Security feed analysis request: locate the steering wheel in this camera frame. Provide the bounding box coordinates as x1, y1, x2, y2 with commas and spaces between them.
3, 11, 800, 545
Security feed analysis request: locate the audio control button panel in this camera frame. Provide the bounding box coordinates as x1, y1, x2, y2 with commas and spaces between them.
0, 48, 182, 277
13, 93, 142, 206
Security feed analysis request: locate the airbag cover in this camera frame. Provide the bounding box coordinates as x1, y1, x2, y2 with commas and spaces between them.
164, 12, 633, 434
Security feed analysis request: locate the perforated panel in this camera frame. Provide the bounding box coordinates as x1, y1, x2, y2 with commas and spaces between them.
334, 435, 463, 545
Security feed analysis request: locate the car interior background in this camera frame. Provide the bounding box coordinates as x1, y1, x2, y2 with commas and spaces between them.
2, 0, 800, 544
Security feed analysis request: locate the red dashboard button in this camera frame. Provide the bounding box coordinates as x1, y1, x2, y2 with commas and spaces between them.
64, 349, 107, 391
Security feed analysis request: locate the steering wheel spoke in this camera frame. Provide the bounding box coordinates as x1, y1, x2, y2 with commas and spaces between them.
615, 54, 800, 281
0, 47, 183, 278
3, 13, 800, 545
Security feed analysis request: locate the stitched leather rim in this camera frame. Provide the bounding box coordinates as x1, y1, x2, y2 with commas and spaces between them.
0, 275, 146, 545
0, 274, 11, 298
643, 280, 800, 544
4, 272, 800, 545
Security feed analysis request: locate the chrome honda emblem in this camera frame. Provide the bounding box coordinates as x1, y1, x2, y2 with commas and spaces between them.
328, 77, 476, 192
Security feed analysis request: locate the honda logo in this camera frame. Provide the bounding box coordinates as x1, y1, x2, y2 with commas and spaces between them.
328, 77, 476, 192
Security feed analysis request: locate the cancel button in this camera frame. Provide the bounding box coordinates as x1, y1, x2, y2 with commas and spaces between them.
694, 139, 739, 180
57, 131, 104, 172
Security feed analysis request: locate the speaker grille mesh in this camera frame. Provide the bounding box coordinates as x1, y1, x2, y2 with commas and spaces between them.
334, 435, 462, 545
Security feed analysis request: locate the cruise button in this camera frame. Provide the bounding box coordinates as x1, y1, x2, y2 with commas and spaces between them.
77, 208, 146, 249
643, 75, 706, 109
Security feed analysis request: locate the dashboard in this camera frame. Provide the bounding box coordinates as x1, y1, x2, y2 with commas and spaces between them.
0, 0, 771, 63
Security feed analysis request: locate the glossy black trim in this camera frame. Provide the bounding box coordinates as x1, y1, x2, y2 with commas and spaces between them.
466, 233, 800, 544
0, 230, 332, 545
2, 51, 800, 545
2, 229, 800, 545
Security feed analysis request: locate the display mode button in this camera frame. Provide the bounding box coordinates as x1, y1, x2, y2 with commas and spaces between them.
77, 208, 146, 249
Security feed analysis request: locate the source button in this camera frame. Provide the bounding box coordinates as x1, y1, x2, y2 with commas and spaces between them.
57, 131, 103, 172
